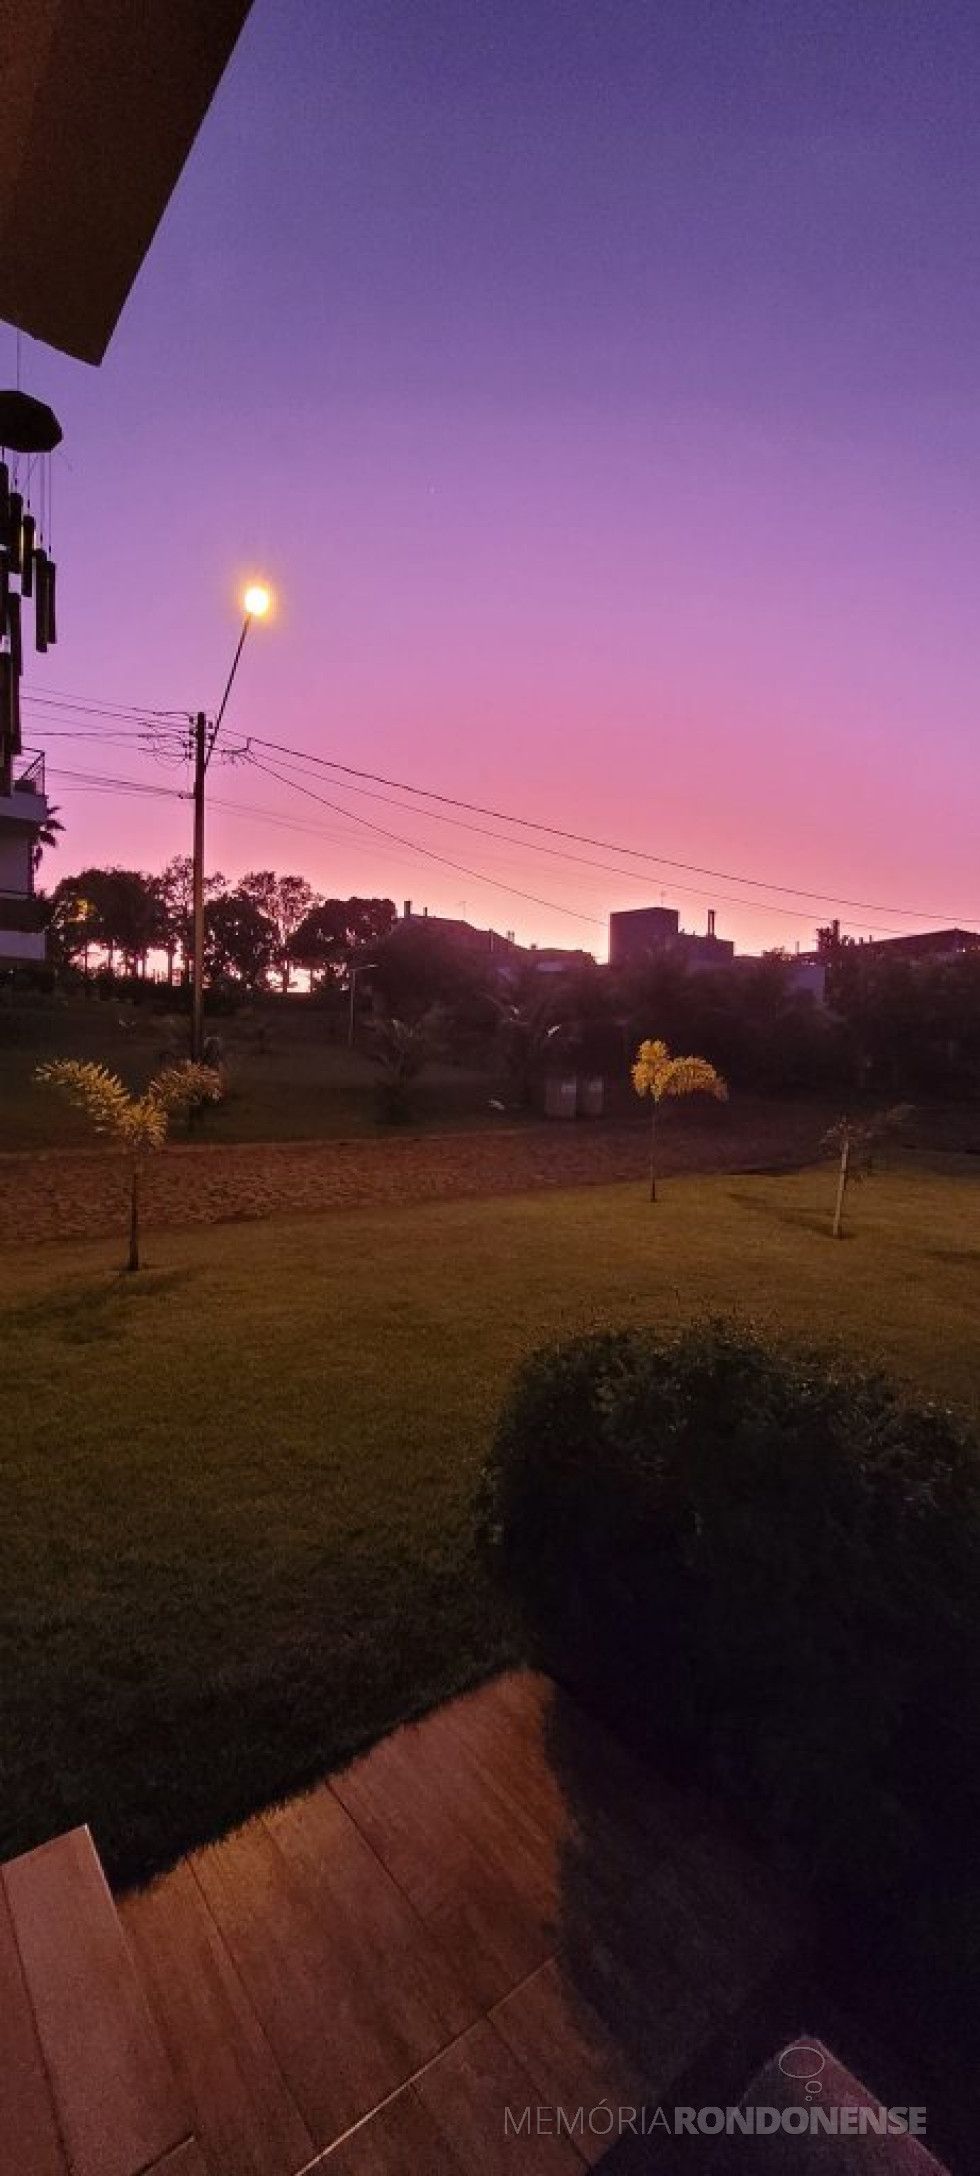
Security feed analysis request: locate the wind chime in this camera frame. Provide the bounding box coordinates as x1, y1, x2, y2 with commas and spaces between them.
0, 385, 62, 795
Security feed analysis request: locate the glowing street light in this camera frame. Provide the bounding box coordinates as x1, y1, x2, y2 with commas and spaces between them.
242, 582, 271, 620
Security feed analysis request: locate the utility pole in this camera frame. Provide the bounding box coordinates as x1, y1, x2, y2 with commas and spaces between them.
347, 958, 378, 1048
191, 711, 208, 1062
187, 584, 271, 1062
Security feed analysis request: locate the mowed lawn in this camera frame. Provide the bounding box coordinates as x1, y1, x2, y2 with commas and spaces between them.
2, 1159, 978, 1888
0, 1003, 512, 1147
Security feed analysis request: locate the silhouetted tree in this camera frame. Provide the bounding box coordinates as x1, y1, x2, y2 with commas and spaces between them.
157, 855, 226, 985
204, 891, 276, 989
52, 866, 164, 977
289, 896, 397, 988
238, 871, 319, 992
371, 922, 493, 1023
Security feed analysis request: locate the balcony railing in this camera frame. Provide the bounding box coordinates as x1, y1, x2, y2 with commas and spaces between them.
14, 752, 46, 796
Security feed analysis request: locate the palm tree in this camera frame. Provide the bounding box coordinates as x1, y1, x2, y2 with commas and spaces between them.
35, 1059, 223, 1269
493, 989, 572, 1108
367, 1014, 435, 1123
32, 803, 64, 877
631, 1038, 728, 1201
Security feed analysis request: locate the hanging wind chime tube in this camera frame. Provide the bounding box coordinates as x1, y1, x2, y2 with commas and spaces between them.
20, 509, 34, 597
0, 382, 63, 793
7, 488, 22, 575
0, 652, 12, 757
34, 549, 48, 652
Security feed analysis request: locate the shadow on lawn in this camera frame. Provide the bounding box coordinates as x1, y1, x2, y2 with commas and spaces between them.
725, 1189, 844, 1239
1, 1266, 197, 1344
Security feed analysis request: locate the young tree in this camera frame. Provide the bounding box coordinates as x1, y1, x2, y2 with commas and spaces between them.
631, 1038, 728, 1202
35, 1060, 223, 1270
367, 1015, 435, 1123
493, 988, 571, 1108
822, 1106, 913, 1239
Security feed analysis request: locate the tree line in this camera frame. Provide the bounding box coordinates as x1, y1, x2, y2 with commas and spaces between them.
33, 860, 980, 1099
42, 860, 398, 992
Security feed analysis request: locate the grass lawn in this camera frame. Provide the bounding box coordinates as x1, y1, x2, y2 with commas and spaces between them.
0, 996, 515, 1147
2, 1158, 978, 1888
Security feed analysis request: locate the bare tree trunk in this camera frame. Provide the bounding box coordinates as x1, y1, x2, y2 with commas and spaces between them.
128, 1163, 141, 1272
649, 1104, 657, 1202
832, 1139, 849, 1239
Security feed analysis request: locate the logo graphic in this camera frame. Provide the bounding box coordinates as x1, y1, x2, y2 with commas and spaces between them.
778, 2044, 827, 2100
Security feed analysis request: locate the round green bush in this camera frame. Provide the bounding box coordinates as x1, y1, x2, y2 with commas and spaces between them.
481, 1320, 980, 1992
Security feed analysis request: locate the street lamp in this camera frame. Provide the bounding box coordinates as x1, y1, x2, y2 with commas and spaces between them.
191, 582, 272, 1060
212, 581, 273, 737
348, 958, 378, 1048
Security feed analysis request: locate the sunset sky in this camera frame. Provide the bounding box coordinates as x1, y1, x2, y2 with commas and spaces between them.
16, 0, 980, 958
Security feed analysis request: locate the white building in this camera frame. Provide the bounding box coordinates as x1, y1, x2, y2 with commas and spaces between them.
0, 753, 48, 968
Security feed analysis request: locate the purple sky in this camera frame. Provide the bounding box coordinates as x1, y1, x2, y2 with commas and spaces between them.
17, 0, 980, 956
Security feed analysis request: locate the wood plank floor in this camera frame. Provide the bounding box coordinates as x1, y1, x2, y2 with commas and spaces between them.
120, 1670, 804, 2175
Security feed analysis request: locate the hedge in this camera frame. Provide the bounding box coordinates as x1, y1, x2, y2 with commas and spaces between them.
481, 1320, 980, 2015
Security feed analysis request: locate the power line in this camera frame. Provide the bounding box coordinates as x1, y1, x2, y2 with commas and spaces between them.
247, 734, 976, 928
22, 685, 189, 721
249, 745, 909, 935
45, 763, 184, 801
26, 681, 977, 931
247, 755, 605, 927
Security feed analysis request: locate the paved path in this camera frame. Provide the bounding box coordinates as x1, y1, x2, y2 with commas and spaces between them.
0, 1106, 826, 1249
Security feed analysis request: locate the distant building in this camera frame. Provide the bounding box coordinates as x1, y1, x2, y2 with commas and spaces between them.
524, 945, 595, 977
804, 922, 980, 970
608, 904, 735, 972
0, 753, 48, 970
400, 902, 522, 959
861, 927, 980, 963
397, 905, 594, 980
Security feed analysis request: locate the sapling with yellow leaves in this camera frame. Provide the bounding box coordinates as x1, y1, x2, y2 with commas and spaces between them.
631, 1038, 728, 1202
35, 1059, 223, 1270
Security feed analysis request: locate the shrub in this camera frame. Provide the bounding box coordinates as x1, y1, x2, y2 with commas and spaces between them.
481, 1321, 980, 2008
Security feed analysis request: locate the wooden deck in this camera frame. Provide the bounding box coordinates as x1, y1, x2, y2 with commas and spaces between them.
1, 1671, 807, 2175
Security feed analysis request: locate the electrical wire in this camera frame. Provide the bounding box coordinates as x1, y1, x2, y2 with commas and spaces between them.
246, 755, 605, 927
22, 686, 190, 721
247, 734, 976, 928
248, 746, 908, 935
24, 681, 977, 933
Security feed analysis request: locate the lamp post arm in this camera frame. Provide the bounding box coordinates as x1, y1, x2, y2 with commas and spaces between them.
210, 614, 251, 756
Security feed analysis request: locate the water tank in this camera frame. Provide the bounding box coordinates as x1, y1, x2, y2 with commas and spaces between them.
544, 1076, 578, 1120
